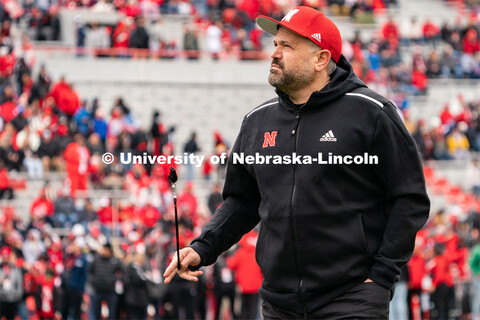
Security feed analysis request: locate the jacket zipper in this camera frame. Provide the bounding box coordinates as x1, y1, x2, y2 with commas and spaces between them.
290, 110, 308, 319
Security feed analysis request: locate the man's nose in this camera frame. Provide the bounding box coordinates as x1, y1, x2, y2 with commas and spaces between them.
271, 46, 282, 60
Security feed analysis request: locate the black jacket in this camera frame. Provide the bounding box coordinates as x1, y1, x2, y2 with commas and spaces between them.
88, 254, 123, 293
189, 55, 430, 314
129, 27, 149, 49
124, 263, 149, 307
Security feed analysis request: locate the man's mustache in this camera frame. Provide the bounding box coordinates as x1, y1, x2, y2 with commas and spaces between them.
271, 59, 284, 69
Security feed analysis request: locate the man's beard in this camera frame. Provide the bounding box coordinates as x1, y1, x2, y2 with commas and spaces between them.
268, 58, 315, 93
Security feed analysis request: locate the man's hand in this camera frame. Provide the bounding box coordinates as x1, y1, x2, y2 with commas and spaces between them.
163, 247, 203, 284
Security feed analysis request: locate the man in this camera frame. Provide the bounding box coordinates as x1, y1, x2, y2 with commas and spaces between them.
227, 230, 263, 320
61, 238, 87, 320
0, 247, 24, 320
88, 242, 123, 320
53, 186, 77, 228
207, 183, 223, 215
183, 132, 200, 181
64, 134, 91, 196
129, 15, 150, 59
164, 6, 430, 319
469, 239, 480, 320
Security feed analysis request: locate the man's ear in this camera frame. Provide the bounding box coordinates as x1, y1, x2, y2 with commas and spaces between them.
314, 50, 332, 72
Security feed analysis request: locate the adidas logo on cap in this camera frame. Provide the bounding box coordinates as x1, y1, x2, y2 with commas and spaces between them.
320, 130, 337, 142
311, 33, 322, 43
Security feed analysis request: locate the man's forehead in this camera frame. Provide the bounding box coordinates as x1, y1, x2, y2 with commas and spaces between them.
275, 27, 320, 49
275, 27, 307, 44
275, 26, 301, 40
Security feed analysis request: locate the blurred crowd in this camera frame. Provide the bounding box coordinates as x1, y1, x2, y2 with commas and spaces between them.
0, 198, 264, 320
388, 206, 480, 320
336, 14, 480, 117
403, 94, 480, 161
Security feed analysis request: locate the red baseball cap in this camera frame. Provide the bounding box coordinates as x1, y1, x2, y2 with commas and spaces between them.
256, 6, 342, 63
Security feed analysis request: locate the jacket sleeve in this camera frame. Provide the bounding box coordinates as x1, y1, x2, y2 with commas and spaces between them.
189, 120, 261, 267
369, 104, 430, 289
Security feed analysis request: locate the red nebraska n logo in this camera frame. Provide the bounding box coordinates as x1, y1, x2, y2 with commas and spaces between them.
262, 131, 277, 148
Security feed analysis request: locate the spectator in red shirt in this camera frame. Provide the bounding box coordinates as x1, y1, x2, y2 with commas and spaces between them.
178, 182, 198, 223
47, 76, 68, 103
35, 268, 58, 320
150, 163, 170, 193
97, 197, 116, 227
381, 17, 399, 42
46, 236, 63, 271
407, 239, 426, 320
48, 77, 81, 117
30, 188, 54, 226
411, 64, 428, 95
462, 28, 480, 54
0, 161, 13, 199
440, 104, 454, 125
237, 0, 259, 20
112, 18, 133, 56
227, 230, 263, 320
250, 26, 263, 51
259, 0, 276, 16
20, 73, 34, 97
0, 85, 18, 123
118, 200, 135, 223
0, 46, 15, 79
422, 19, 439, 46
64, 134, 91, 196
138, 202, 161, 228
428, 242, 454, 320
120, 0, 141, 17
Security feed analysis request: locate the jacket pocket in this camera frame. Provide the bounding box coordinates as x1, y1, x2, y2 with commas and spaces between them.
255, 224, 269, 279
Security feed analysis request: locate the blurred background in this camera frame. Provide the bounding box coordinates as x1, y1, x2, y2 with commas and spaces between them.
0, 0, 480, 319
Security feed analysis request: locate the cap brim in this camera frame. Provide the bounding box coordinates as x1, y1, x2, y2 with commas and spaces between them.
256, 15, 309, 43
256, 16, 281, 36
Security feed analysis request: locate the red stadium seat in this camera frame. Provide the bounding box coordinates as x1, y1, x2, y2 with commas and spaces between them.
431, 177, 449, 194
446, 185, 463, 203
423, 166, 435, 185
9, 179, 26, 190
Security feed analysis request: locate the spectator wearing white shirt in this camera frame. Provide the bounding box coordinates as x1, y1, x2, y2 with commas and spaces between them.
205, 20, 223, 60
401, 16, 423, 46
